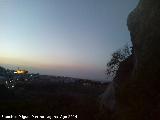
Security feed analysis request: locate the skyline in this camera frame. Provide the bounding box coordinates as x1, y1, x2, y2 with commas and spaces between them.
0, 0, 139, 81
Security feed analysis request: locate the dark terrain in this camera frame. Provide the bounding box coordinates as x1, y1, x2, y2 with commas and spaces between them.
0, 79, 108, 120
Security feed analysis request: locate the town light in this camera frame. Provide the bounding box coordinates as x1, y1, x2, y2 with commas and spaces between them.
14, 69, 28, 74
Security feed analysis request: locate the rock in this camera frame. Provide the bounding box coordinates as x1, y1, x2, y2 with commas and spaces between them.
116, 0, 160, 120
100, 55, 134, 116
101, 0, 160, 120
100, 82, 116, 112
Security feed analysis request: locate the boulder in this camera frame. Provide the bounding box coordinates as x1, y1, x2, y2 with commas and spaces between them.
117, 0, 160, 119
101, 0, 160, 120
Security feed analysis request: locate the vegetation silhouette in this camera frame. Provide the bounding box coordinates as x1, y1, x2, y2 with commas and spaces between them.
106, 44, 131, 80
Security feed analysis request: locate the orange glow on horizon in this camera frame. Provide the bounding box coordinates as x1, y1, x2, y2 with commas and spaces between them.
0, 56, 96, 71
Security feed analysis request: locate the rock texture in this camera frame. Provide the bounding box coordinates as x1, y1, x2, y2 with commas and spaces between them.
117, 0, 160, 120
101, 0, 160, 120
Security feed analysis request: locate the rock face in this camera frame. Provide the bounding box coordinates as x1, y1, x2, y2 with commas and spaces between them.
100, 55, 134, 119
117, 0, 160, 120
101, 0, 160, 120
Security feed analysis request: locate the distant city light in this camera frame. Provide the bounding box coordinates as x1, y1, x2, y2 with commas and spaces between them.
14, 69, 28, 74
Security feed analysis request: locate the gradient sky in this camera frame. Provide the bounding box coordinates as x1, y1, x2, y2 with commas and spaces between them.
0, 0, 139, 81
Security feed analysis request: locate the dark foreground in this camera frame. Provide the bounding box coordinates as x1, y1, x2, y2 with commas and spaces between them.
0, 80, 108, 120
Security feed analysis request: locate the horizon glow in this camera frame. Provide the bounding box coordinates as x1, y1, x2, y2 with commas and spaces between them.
0, 0, 139, 81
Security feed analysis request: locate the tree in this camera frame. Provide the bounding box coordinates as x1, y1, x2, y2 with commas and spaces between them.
106, 44, 131, 80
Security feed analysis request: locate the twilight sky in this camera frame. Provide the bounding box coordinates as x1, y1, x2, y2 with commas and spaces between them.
0, 0, 139, 81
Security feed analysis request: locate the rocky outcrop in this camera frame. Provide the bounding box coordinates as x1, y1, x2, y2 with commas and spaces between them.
117, 0, 160, 120
100, 82, 116, 111
100, 55, 134, 119
101, 0, 160, 120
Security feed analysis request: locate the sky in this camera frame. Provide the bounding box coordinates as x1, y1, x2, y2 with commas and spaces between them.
0, 0, 139, 81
